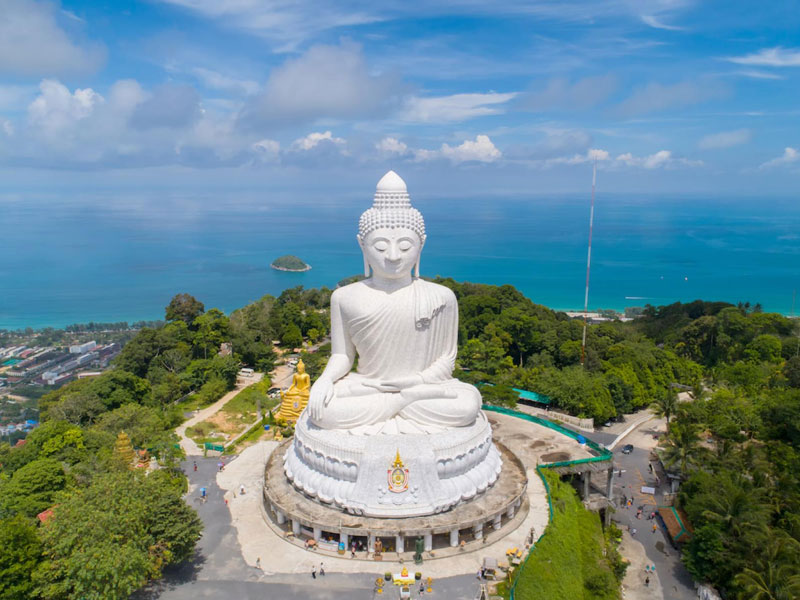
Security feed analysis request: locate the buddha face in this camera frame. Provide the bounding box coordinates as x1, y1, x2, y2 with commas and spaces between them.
359, 227, 423, 280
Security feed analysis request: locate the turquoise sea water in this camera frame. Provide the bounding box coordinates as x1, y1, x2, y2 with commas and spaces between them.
1, 192, 798, 330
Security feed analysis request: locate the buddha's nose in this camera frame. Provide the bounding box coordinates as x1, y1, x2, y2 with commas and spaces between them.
387, 246, 401, 261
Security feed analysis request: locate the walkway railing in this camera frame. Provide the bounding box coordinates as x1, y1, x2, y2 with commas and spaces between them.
481, 405, 613, 600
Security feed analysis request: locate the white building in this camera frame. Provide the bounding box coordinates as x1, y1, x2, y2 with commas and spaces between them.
69, 341, 96, 354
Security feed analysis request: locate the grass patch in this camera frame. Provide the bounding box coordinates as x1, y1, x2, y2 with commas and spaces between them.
224, 417, 272, 454
221, 379, 279, 419
511, 471, 621, 600
185, 421, 227, 444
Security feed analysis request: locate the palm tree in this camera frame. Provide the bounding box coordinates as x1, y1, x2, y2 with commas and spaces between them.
660, 421, 705, 477
734, 533, 800, 600
650, 389, 679, 437
701, 475, 771, 538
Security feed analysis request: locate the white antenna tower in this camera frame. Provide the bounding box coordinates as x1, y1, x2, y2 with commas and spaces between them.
580, 159, 597, 367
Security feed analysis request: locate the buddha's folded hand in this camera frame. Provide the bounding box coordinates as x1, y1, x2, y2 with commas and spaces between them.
363, 374, 424, 393
308, 376, 334, 422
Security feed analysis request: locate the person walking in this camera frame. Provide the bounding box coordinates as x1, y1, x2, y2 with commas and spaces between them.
652, 522, 658, 533
193, 461, 197, 472
319, 562, 325, 576
311, 565, 316, 579
256, 557, 261, 569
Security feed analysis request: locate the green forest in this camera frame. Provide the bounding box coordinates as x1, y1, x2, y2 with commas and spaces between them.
1, 282, 798, 599
439, 281, 800, 599
0, 288, 330, 599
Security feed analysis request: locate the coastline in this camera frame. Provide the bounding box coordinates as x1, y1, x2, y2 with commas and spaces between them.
3, 299, 795, 333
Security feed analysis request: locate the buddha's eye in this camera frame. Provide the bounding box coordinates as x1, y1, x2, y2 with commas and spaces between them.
374, 241, 388, 252
398, 241, 412, 251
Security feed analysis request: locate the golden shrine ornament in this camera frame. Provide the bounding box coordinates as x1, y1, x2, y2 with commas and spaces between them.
387, 449, 409, 493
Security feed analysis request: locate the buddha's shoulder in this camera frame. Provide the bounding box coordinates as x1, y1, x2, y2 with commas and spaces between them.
331, 281, 370, 304
332, 279, 455, 304
417, 279, 457, 303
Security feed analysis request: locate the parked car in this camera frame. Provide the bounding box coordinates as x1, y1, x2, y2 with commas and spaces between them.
621, 444, 634, 454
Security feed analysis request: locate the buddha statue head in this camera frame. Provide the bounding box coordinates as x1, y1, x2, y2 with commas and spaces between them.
358, 171, 426, 280
296, 359, 305, 374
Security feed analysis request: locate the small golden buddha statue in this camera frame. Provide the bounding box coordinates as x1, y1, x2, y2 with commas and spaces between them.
277, 359, 311, 422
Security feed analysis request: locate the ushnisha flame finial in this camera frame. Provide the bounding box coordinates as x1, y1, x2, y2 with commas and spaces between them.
358, 170, 426, 241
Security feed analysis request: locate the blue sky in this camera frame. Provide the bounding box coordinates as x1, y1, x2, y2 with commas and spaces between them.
0, 0, 799, 196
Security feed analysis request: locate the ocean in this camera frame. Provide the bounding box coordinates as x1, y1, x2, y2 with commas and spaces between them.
1, 192, 798, 330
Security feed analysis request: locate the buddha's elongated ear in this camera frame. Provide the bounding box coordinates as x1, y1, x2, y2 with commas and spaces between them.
414, 235, 426, 278
357, 234, 371, 278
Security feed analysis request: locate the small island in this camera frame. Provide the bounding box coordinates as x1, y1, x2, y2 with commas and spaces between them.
270, 255, 311, 272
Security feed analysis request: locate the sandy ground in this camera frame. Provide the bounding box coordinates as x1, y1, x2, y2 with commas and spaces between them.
175, 373, 263, 456
216, 411, 561, 578
620, 530, 664, 600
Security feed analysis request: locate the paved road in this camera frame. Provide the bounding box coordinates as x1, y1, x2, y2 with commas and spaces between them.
136, 457, 481, 600
584, 417, 696, 600
144, 409, 696, 600
175, 373, 264, 456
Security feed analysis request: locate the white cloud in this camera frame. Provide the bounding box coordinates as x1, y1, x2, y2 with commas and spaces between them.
130, 84, 202, 130
0, 0, 105, 76
735, 70, 784, 80
698, 129, 751, 150
10, 78, 261, 168
726, 47, 800, 67
291, 131, 345, 151
376, 137, 409, 155
641, 15, 685, 31
155, 1, 695, 52
191, 67, 260, 96
28, 79, 103, 137
759, 147, 799, 169
520, 76, 616, 111
615, 79, 726, 116
0, 85, 35, 111
156, 0, 380, 51
616, 150, 702, 169
251, 138, 280, 161
107, 80, 147, 114
400, 92, 516, 123
1, 120, 13, 136
546, 148, 610, 166
240, 42, 396, 126
415, 134, 501, 164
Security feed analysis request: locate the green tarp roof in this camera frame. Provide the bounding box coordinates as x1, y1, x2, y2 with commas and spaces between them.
513, 388, 551, 405
479, 382, 551, 405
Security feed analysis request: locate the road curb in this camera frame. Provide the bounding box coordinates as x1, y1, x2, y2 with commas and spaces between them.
608, 414, 654, 450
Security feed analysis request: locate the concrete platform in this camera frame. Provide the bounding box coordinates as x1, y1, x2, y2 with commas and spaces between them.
264, 438, 527, 555
216, 410, 600, 577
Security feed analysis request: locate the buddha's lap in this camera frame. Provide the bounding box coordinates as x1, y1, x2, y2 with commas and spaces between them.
324, 381, 481, 420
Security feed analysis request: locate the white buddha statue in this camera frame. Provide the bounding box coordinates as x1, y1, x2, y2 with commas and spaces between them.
307, 170, 481, 435
284, 171, 501, 517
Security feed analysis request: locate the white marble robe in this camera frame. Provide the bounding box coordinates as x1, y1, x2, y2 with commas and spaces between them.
314, 279, 481, 434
